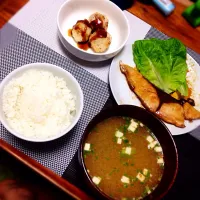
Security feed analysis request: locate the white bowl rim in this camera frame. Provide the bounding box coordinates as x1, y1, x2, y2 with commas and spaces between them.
0, 63, 84, 142
57, 0, 130, 56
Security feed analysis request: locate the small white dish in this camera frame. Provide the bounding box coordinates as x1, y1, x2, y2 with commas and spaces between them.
0, 63, 84, 142
57, 0, 130, 62
109, 44, 200, 136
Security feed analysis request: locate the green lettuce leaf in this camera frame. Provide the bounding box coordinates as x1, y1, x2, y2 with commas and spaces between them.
133, 38, 188, 96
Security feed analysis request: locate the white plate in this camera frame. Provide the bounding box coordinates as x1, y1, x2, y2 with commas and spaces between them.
109, 44, 200, 135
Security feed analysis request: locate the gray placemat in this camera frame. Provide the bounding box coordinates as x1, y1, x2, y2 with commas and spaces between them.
0, 23, 110, 176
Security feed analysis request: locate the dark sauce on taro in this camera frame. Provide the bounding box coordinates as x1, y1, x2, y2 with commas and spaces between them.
76, 19, 91, 27
90, 19, 103, 31
77, 42, 90, 51
89, 29, 107, 43
76, 19, 91, 42
68, 18, 107, 51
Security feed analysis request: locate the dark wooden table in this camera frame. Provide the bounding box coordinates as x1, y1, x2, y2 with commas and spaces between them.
0, 0, 28, 28
128, 0, 200, 54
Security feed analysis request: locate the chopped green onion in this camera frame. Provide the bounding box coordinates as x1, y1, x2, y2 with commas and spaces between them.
109, 167, 118, 176
95, 155, 98, 160
109, 194, 114, 198
123, 138, 129, 144
91, 127, 98, 132
123, 162, 129, 166
145, 186, 151, 194
119, 117, 132, 134
105, 157, 110, 160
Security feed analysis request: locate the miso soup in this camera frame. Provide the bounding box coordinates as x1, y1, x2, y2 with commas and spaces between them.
83, 117, 164, 200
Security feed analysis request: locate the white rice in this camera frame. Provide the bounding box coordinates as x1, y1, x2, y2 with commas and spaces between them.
186, 55, 200, 111
2, 69, 76, 139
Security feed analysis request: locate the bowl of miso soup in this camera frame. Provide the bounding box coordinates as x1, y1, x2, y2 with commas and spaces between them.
78, 105, 178, 200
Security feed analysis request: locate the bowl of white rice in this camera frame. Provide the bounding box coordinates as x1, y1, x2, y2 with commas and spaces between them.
0, 63, 83, 142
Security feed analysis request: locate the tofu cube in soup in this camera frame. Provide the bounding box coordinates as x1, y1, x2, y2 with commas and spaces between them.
128, 119, 138, 132
117, 138, 122, 144
146, 135, 154, 143
92, 176, 101, 185
125, 147, 132, 155
121, 147, 132, 155
148, 141, 158, 149
154, 146, 162, 152
84, 143, 91, 151
136, 172, 146, 182
157, 157, 164, 164
121, 176, 130, 184
115, 130, 124, 138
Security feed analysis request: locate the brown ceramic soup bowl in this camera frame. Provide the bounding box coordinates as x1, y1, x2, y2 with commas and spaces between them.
78, 105, 178, 200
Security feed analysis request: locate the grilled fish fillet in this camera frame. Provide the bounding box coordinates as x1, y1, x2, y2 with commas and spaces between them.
183, 102, 200, 120
120, 61, 185, 128
156, 103, 185, 128
120, 61, 160, 113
